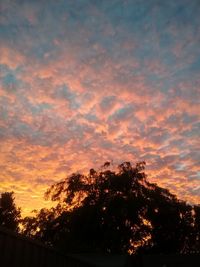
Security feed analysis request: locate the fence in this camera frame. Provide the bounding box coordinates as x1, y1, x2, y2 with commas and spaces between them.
138, 254, 200, 267
0, 226, 90, 267
0, 226, 199, 267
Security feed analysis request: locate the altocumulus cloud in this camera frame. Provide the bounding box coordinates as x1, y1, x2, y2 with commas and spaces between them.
0, 0, 200, 215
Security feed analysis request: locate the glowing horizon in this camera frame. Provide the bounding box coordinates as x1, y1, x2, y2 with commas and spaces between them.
0, 0, 200, 217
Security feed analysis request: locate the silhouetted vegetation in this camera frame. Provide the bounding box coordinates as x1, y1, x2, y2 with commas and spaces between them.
0, 192, 21, 232
21, 162, 200, 255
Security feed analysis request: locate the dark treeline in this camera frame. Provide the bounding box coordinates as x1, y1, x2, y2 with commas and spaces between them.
1, 162, 200, 255
0, 191, 21, 231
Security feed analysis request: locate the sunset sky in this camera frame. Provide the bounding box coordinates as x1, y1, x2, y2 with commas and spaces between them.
0, 0, 200, 216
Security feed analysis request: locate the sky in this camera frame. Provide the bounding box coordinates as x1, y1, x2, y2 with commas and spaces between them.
0, 0, 200, 216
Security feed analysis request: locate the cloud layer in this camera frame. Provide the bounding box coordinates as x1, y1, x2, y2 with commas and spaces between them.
0, 0, 200, 215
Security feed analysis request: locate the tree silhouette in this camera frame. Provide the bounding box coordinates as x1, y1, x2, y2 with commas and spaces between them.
0, 192, 21, 232
22, 162, 200, 254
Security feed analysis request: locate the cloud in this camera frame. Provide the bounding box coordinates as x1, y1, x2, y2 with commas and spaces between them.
0, 0, 200, 216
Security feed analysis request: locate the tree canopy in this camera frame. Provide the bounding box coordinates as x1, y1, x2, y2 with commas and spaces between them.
0, 191, 21, 232
22, 162, 200, 255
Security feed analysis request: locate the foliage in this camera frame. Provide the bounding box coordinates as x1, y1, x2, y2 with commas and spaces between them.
22, 162, 200, 254
0, 192, 21, 232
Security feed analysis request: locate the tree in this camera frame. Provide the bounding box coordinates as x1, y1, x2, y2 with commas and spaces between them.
187, 205, 200, 254
40, 162, 151, 253
22, 162, 200, 255
0, 192, 21, 232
